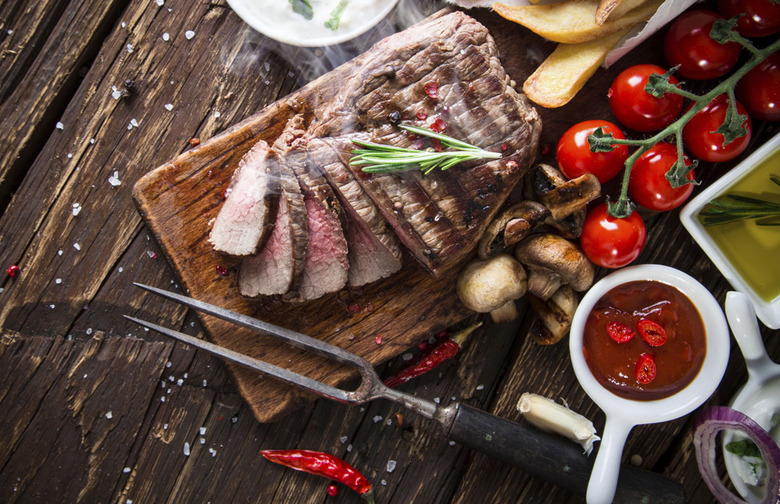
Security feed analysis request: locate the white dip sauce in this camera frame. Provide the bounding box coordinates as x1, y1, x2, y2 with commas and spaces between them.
242, 0, 398, 46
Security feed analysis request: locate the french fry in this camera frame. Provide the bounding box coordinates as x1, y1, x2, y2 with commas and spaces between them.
595, 0, 649, 25
522, 28, 630, 108
493, 0, 663, 44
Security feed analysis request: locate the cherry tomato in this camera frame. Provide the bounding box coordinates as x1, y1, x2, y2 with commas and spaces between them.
607, 321, 635, 343
664, 10, 741, 80
682, 94, 752, 163
635, 353, 657, 384
637, 319, 667, 347
608, 64, 683, 132
628, 142, 695, 211
717, 0, 780, 38
556, 120, 629, 183
580, 202, 647, 269
736, 51, 780, 122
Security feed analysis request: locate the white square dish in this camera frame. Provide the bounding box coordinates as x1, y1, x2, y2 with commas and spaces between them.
680, 131, 780, 329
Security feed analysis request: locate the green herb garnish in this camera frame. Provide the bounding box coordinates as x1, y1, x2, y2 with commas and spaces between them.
349, 124, 502, 175
324, 0, 350, 30
700, 175, 780, 226
289, 0, 314, 20
726, 439, 763, 458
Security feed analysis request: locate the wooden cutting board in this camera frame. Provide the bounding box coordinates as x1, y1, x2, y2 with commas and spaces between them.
132, 11, 483, 423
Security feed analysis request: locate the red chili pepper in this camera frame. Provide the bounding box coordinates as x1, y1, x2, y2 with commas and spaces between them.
6, 265, 20, 278
429, 117, 448, 133
384, 322, 482, 388
606, 321, 634, 343
635, 353, 657, 384
327, 484, 338, 497
261, 449, 374, 503
637, 319, 667, 347
189, 137, 200, 146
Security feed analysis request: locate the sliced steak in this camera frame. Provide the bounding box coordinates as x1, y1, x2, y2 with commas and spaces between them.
276, 116, 349, 301
306, 137, 402, 286
208, 140, 279, 257
238, 149, 308, 298
309, 11, 542, 274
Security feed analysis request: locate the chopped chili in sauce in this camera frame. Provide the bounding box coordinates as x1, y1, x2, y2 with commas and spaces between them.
583, 280, 706, 401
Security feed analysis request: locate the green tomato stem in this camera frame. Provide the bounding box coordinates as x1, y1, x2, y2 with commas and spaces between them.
602, 35, 780, 219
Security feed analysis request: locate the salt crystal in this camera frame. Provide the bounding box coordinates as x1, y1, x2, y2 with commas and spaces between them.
183, 442, 190, 456
231, 416, 238, 424
346, 444, 353, 452
199, 427, 206, 435
199, 437, 205, 444
126, 43, 134, 53
165, 103, 173, 111
90, 138, 95, 144
50, 304, 55, 309
112, 89, 123, 100
126, 500, 132, 504
161, 396, 165, 402
402, 352, 413, 361
72, 203, 82, 216
476, 384, 485, 391
106, 411, 113, 419
214, 111, 221, 118
108, 171, 122, 186
121, 21, 126, 28
185, 30, 195, 40
123, 467, 131, 473
449, 440, 456, 446
176, 378, 183, 386
83, 374, 88, 378
373, 415, 383, 423
55, 278, 62, 284
202, 379, 207, 387
386, 460, 397, 473
162, 32, 170, 41
7, 29, 12, 35
434, 397, 441, 404
183, 373, 188, 379
86, 328, 93, 335
56, 122, 64, 130
264, 62, 270, 72
156, 0, 164, 5
169, 375, 175, 382
161, 380, 166, 388
163, 423, 169, 430
0, 288, 4, 293
166, 361, 172, 368
339, 436, 348, 444
58, 250, 63, 256
209, 448, 217, 457
147, 250, 156, 258
67, 153, 73, 159
381, 480, 387, 486
118, 267, 123, 273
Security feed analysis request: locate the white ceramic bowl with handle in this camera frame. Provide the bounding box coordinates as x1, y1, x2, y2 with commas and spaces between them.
569, 264, 731, 504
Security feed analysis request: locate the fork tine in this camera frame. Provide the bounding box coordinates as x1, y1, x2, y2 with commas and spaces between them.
124, 314, 355, 403
133, 282, 372, 370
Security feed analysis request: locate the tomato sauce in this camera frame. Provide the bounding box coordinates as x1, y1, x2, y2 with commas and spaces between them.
583, 280, 706, 401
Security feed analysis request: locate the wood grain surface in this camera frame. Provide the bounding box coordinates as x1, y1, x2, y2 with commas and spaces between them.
1, 0, 778, 503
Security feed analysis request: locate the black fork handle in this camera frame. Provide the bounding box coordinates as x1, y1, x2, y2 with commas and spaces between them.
445, 403, 685, 504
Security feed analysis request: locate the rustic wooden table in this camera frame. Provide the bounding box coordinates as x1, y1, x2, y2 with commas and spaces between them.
1, 1, 777, 503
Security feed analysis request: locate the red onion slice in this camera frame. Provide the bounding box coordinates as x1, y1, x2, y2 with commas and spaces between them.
694, 406, 780, 504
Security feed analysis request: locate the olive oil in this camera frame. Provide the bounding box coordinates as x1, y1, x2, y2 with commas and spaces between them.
698, 147, 780, 302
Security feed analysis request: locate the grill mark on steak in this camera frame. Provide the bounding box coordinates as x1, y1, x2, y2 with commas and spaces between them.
208, 140, 280, 257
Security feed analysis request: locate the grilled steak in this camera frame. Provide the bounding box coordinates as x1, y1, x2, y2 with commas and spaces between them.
309, 11, 542, 274
208, 140, 279, 257
238, 150, 308, 298
306, 137, 402, 286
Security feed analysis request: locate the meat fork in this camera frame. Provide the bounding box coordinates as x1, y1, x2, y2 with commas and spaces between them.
126, 283, 684, 504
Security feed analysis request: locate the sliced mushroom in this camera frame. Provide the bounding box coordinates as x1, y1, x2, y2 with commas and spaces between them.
527, 286, 577, 345
456, 254, 527, 323
478, 200, 550, 259
526, 164, 601, 222
514, 234, 595, 301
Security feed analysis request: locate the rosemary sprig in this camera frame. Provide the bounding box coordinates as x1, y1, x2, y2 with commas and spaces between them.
699, 175, 780, 226
587, 18, 780, 219
349, 124, 502, 175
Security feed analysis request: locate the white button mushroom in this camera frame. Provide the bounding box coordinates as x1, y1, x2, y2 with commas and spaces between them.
514, 234, 595, 301
456, 253, 527, 323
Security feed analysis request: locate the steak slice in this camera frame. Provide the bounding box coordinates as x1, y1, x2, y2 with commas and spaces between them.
309, 11, 542, 274
275, 116, 349, 301
238, 149, 308, 298
208, 140, 279, 257
306, 138, 402, 286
